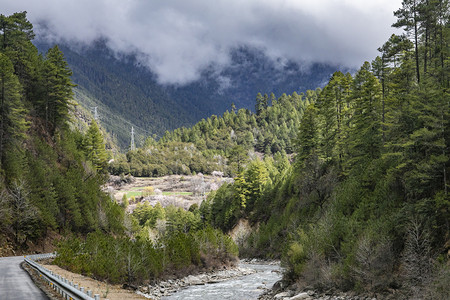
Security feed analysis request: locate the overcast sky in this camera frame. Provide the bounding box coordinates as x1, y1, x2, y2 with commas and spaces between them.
2, 0, 403, 85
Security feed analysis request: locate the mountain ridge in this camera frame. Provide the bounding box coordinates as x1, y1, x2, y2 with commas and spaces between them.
35, 39, 350, 150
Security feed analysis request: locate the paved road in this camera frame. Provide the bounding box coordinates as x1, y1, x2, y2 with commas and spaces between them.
0, 256, 48, 300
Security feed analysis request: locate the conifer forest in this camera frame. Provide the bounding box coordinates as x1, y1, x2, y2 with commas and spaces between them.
0, 1, 449, 299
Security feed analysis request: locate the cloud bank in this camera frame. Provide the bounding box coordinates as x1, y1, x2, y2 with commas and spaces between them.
1, 0, 402, 85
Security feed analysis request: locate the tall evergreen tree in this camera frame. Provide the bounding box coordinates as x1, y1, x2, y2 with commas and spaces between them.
244, 159, 269, 213
316, 71, 351, 165
42, 45, 76, 132
84, 120, 108, 172
295, 103, 319, 164
393, 0, 422, 83
0, 12, 34, 51
0, 53, 27, 166
346, 62, 383, 170
0, 12, 37, 96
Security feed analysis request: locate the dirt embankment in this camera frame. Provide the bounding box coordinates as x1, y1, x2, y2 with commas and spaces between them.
29, 261, 146, 300
0, 230, 62, 258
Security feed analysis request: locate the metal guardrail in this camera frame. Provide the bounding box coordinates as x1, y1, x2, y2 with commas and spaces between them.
24, 253, 102, 300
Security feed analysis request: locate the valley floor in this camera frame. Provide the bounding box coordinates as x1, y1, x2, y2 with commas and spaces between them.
108, 174, 232, 211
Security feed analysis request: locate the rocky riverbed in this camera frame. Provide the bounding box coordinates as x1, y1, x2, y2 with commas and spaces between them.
161, 261, 282, 300
258, 279, 404, 300
136, 264, 258, 299
260, 289, 380, 300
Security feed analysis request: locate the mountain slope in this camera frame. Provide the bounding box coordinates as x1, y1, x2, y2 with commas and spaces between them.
35, 40, 349, 150
0, 13, 124, 253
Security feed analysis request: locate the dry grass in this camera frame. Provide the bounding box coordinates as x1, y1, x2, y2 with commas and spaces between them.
43, 263, 147, 300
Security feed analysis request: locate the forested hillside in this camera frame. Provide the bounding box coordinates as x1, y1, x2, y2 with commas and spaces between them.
35, 40, 344, 150
201, 1, 449, 298
109, 89, 320, 177
1, 0, 448, 297
34, 40, 192, 150
0, 13, 239, 282
0, 12, 125, 252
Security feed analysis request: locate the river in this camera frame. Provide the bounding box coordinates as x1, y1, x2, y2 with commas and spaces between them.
162, 262, 282, 300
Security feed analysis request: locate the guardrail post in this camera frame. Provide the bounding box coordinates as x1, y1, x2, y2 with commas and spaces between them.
87, 290, 92, 296
94, 294, 100, 300
80, 287, 84, 293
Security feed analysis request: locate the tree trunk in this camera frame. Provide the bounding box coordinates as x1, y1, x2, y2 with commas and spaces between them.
424, 25, 428, 74
0, 74, 5, 164
413, 0, 421, 84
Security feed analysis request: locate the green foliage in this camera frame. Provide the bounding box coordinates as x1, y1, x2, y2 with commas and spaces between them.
203, 2, 449, 295
43, 46, 76, 129
132, 202, 166, 228
206, 158, 273, 232
345, 62, 383, 170
141, 186, 154, 197
110, 141, 225, 177
0, 52, 28, 168
83, 120, 108, 172
110, 90, 314, 177
209, 182, 240, 231
0, 12, 124, 247
294, 103, 319, 164
55, 227, 238, 284
45, 40, 339, 150
121, 194, 129, 208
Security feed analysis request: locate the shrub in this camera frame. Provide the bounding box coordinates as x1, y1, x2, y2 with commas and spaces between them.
142, 186, 154, 197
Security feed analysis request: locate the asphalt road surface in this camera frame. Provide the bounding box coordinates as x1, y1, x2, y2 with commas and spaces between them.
0, 256, 48, 300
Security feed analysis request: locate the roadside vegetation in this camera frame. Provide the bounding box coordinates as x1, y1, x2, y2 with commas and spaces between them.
55, 227, 238, 284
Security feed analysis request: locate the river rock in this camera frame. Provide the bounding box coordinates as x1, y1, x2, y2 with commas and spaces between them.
138, 261, 273, 299
185, 275, 204, 285
275, 291, 294, 299
290, 292, 312, 300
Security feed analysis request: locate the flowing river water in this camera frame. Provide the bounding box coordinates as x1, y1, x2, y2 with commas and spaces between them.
162, 262, 282, 300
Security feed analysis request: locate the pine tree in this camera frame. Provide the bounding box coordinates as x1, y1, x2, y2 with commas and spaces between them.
234, 172, 249, 209
255, 92, 264, 116
0, 53, 28, 166
244, 159, 269, 213
0, 12, 34, 52
295, 103, 319, 164
374, 34, 415, 145
42, 45, 76, 132
84, 120, 108, 172
346, 62, 383, 170
393, 0, 422, 83
316, 71, 351, 164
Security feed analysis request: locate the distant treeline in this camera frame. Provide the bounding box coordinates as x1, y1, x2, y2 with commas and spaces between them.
109, 90, 318, 177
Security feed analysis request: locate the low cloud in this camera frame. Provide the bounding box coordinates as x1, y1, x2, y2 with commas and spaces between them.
2, 0, 402, 85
